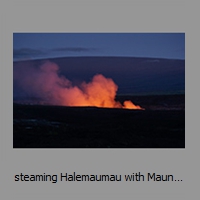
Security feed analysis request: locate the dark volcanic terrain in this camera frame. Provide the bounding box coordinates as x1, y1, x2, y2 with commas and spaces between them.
13, 94, 185, 148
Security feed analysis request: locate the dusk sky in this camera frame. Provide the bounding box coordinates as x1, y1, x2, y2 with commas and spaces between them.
13, 33, 185, 61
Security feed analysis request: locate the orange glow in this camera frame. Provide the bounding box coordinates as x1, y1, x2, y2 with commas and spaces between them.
14, 61, 144, 110
123, 100, 143, 110
60, 74, 143, 110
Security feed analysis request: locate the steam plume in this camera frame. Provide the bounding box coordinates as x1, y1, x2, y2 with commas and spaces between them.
13, 61, 143, 109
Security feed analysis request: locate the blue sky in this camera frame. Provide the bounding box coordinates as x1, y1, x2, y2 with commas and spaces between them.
13, 33, 185, 61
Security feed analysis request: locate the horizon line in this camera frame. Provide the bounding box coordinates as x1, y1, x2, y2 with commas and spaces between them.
13, 55, 185, 63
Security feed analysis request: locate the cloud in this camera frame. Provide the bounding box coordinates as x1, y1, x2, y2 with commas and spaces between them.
13, 48, 46, 59
13, 47, 100, 61
51, 47, 97, 52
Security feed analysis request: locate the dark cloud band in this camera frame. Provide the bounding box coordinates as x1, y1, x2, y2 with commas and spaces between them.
51, 47, 97, 52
